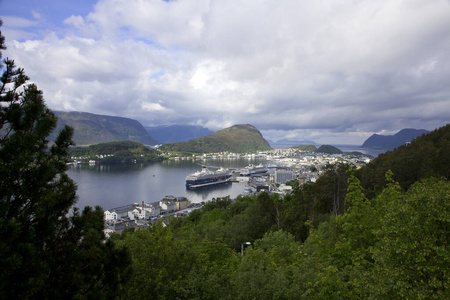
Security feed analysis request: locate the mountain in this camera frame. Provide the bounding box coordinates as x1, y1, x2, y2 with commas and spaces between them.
159, 124, 272, 154
267, 138, 318, 148
358, 124, 449, 198
291, 145, 317, 152
144, 124, 214, 144
52, 111, 158, 146
361, 128, 430, 150
315, 144, 343, 154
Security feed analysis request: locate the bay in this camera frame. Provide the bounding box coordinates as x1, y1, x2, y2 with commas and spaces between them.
335, 144, 387, 157
67, 158, 267, 210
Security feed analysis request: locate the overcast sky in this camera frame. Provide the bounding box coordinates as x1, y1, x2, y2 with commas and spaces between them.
1, 0, 449, 145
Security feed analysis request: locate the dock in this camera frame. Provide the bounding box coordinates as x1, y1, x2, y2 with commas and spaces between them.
187, 179, 234, 189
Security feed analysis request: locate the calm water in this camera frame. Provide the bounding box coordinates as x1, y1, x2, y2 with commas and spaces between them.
335, 145, 386, 157
67, 158, 267, 210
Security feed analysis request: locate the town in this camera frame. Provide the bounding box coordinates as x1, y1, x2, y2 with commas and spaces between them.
103, 148, 372, 235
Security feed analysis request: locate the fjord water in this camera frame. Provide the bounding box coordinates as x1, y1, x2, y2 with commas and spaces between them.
67, 158, 267, 211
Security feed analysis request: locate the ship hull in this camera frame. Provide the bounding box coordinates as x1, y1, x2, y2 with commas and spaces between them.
185, 167, 232, 189
186, 174, 232, 189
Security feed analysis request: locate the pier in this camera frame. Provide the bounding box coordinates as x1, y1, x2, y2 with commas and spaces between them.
187, 178, 234, 189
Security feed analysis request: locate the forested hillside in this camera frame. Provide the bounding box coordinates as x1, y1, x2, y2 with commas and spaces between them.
159, 124, 271, 154
315, 144, 342, 154
358, 123, 450, 198
113, 175, 449, 299
361, 128, 430, 149
69, 141, 163, 164
51, 111, 158, 146
111, 124, 450, 299
290, 144, 317, 152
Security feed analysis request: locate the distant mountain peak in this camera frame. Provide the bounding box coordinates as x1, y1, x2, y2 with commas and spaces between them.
361, 128, 429, 150
159, 124, 271, 153
52, 111, 158, 146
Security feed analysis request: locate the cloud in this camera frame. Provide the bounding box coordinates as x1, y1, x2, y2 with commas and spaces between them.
2, 0, 450, 144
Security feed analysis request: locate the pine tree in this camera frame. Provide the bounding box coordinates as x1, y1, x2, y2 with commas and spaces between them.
0, 20, 130, 298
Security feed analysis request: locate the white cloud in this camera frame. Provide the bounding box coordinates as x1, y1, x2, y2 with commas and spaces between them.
2, 0, 450, 144
64, 15, 85, 29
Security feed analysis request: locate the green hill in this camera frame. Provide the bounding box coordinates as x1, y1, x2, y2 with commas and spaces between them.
315, 144, 343, 154
291, 144, 317, 152
358, 124, 450, 198
69, 141, 163, 164
51, 111, 158, 146
159, 124, 271, 154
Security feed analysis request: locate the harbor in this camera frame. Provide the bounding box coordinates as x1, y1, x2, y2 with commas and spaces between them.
103, 196, 204, 236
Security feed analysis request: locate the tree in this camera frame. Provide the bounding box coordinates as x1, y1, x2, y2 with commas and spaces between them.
0, 21, 130, 297
370, 177, 450, 298
314, 163, 350, 216
302, 172, 377, 299
280, 184, 315, 242
232, 230, 298, 299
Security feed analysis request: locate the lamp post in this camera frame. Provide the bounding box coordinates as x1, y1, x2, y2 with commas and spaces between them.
241, 242, 251, 256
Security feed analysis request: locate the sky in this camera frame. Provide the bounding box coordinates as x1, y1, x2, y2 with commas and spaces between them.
1, 0, 449, 145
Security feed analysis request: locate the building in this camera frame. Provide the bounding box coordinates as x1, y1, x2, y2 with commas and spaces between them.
175, 196, 191, 210
160, 200, 176, 212
148, 204, 161, 217
275, 170, 294, 184
161, 195, 177, 203
104, 210, 118, 221
130, 208, 147, 220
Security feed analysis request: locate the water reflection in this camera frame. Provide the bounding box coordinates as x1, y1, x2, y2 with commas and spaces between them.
67, 158, 266, 210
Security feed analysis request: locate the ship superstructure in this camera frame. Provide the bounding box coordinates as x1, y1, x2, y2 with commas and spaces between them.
186, 166, 232, 189
239, 163, 268, 176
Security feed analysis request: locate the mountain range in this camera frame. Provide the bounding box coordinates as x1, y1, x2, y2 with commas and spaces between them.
361, 128, 430, 150
159, 124, 272, 154
52, 111, 158, 146
52, 111, 431, 153
267, 138, 318, 148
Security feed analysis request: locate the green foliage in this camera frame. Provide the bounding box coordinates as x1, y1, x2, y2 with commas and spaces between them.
370, 177, 450, 298
0, 24, 130, 297
315, 144, 343, 154
69, 140, 163, 164
314, 163, 351, 216
279, 186, 314, 242
114, 170, 450, 299
117, 223, 239, 299
233, 230, 299, 299
358, 124, 450, 198
159, 124, 272, 154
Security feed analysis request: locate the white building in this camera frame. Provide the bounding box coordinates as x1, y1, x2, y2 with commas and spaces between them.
131, 208, 147, 220
104, 210, 118, 221
160, 201, 176, 212
278, 184, 293, 194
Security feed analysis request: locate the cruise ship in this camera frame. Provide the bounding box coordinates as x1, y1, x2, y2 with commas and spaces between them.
239, 163, 268, 176
185, 166, 232, 189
